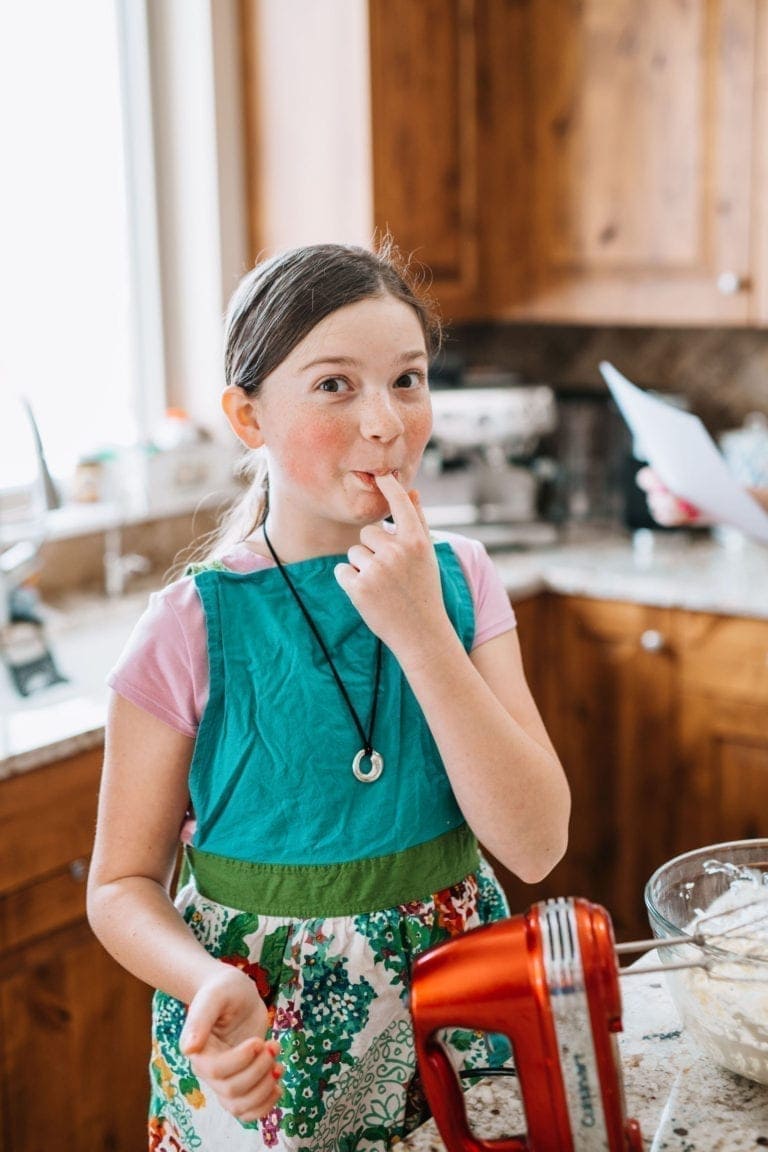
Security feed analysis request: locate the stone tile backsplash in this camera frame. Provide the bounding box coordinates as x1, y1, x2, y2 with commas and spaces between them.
449, 324, 768, 433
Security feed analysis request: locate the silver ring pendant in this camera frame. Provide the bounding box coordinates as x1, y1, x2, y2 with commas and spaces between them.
352, 748, 384, 783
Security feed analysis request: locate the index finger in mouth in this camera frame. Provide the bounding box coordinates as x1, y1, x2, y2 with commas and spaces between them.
373, 470, 403, 492
374, 471, 427, 532
374, 470, 413, 513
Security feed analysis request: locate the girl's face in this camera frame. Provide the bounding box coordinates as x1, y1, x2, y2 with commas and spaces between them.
226, 293, 433, 551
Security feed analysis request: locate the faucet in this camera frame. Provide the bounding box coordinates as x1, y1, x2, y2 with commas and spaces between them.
104, 526, 150, 598
0, 541, 69, 696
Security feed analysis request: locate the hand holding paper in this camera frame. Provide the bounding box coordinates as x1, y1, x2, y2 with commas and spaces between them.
599, 361, 768, 544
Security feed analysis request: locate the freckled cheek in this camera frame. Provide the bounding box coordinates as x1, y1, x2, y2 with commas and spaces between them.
409, 407, 433, 450
277, 416, 348, 485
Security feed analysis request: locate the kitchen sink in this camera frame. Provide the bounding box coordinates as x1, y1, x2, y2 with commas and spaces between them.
0, 589, 148, 717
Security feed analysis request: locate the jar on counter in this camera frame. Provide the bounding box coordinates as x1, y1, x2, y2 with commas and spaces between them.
719, 413, 768, 488
71, 453, 111, 503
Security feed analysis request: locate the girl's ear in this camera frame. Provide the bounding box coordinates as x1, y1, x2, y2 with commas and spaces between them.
221, 385, 265, 449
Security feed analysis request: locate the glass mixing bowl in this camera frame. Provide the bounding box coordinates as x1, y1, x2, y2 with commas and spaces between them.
645, 839, 768, 1084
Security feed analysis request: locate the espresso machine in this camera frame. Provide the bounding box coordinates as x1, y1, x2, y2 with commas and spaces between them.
410, 897, 644, 1152
418, 385, 559, 549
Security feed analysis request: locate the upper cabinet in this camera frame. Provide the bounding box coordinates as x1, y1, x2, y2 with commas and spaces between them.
241, 0, 768, 327
512, 0, 768, 326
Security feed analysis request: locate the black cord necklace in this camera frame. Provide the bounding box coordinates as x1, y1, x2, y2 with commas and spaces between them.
262, 522, 384, 783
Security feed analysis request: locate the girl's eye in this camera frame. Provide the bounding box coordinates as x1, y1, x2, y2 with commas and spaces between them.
394, 371, 425, 390
318, 377, 351, 394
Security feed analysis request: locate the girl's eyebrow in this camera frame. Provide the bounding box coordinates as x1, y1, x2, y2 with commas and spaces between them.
300, 349, 428, 371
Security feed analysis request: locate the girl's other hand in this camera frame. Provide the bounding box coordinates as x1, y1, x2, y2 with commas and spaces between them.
635, 466, 705, 526
180, 967, 282, 1122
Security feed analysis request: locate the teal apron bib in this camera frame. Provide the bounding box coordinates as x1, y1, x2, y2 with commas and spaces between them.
186, 540, 480, 914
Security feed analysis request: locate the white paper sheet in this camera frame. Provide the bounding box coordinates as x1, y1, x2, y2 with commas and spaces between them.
600, 361, 768, 543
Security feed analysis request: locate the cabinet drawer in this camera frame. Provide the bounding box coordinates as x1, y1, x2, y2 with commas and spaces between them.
0, 856, 89, 952
0, 747, 103, 893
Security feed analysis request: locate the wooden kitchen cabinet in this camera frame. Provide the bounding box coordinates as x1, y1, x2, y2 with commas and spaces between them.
501, 595, 768, 944
241, 0, 768, 324
0, 748, 152, 1152
368, 0, 768, 326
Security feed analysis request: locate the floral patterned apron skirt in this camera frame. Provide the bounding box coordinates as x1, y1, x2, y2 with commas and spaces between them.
148, 849, 511, 1152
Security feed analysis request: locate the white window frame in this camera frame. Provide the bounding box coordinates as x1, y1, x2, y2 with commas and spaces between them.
115, 0, 166, 444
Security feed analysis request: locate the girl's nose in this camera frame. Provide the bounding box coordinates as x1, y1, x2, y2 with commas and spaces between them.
359, 391, 405, 441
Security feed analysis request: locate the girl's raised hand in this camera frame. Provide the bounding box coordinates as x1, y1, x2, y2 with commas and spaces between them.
334, 472, 452, 658
179, 967, 282, 1123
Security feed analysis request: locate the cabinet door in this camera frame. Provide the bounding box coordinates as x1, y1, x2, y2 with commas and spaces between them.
368, 0, 535, 323
368, 0, 482, 320
676, 612, 768, 852
677, 695, 768, 851
514, 0, 765, 324
0, 922, 152, 1152
552, 598, 679, 939
0, 750, 154, 1152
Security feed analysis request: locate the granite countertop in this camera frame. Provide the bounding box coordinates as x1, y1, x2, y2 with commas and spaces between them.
402, 959, 768, 1151
1, 527, 767, 778
494, 526, 768, 620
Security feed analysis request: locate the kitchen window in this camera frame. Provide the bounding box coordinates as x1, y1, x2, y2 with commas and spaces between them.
0, 0, 164, 489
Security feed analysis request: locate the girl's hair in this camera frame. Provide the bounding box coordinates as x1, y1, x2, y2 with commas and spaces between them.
197, 239, 442, 562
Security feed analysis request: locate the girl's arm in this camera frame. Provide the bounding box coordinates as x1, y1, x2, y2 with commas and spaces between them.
335, 474, 570, 884
87, 692, 282, 1121
403, 622, 568, 884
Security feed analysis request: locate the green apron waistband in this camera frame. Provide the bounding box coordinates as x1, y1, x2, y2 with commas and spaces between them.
181, 824, 480, 918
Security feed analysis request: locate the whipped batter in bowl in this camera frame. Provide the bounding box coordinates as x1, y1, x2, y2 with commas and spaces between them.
646, 842, 768, 1084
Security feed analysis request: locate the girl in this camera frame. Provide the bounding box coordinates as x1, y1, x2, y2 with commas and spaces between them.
87, 241, 570, 1152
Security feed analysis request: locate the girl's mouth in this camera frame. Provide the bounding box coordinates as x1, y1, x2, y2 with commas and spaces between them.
353, 469, 400, 488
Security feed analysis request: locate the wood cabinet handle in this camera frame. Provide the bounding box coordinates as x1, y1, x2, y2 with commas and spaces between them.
639, 629, 665, 652
69, 858, 88, 882
716, 271, 745, 295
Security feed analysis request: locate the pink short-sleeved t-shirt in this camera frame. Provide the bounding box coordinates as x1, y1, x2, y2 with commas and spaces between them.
107, 531, 516, 738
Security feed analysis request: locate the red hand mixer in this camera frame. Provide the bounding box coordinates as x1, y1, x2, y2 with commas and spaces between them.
409, 897, 644, 1152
